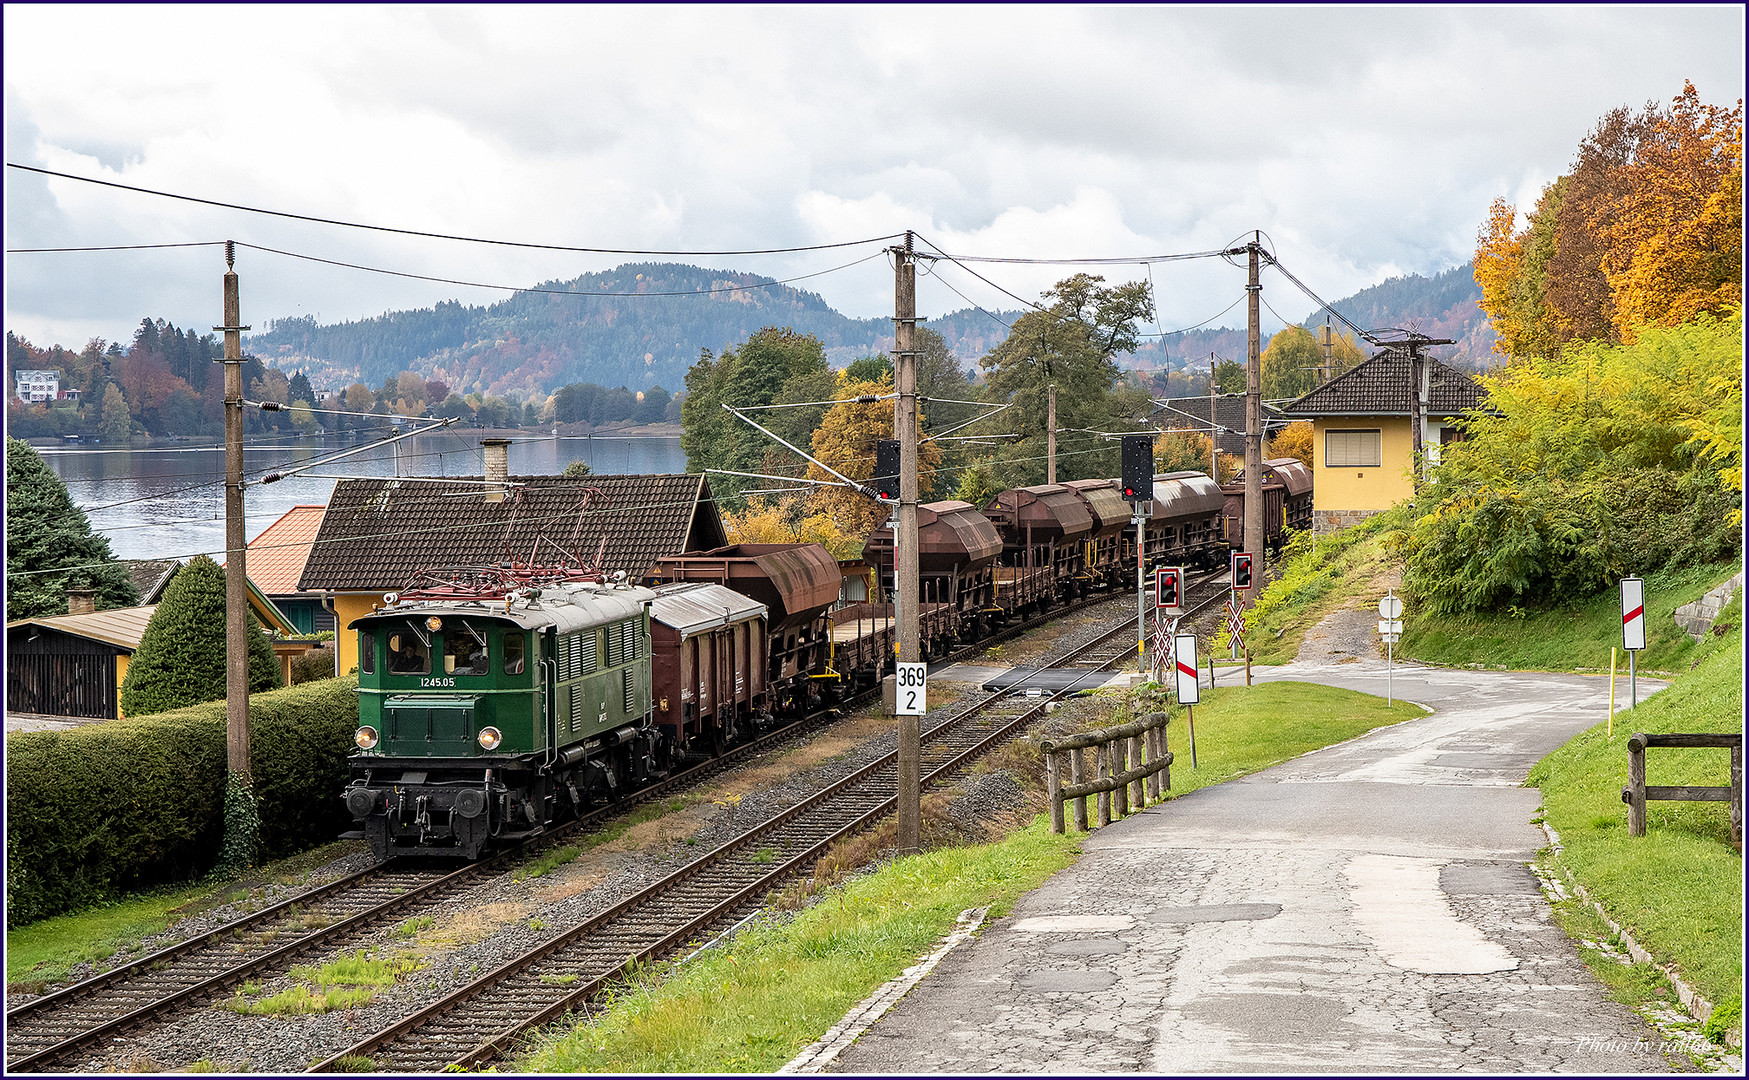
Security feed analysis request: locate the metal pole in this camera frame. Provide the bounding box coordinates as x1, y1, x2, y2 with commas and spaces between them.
218, 241, 255, 871
1386, 638, 1392, 707
1609, 646, 1617, 738
1135, 507, 1146, 675
1243, 236, 1262, 607
894, 231, 921, 855
1630, 649, 1637, 709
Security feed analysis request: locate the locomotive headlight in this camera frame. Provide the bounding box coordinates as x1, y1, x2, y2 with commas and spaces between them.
355, 726, 379, 750
477, 726, 503, 751
426, 615, 443, 631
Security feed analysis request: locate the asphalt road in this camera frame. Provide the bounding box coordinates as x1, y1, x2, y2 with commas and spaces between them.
822, 637, 1689, 1073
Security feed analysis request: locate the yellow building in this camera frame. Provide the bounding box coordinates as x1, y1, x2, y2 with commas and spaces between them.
1281, 349, 1487, 535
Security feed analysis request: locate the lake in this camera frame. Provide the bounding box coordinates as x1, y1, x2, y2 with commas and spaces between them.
39, 432, 688, 562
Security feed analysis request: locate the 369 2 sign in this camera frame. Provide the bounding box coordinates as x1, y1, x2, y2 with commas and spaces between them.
895, 662, 928, 715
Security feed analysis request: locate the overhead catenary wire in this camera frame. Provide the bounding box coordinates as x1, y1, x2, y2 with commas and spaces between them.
4, 163, 904, 257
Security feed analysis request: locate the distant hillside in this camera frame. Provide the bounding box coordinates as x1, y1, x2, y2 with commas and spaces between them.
1132, 263, 1494, 372
247, 263, 1022, 398
246, 260, 1492, 398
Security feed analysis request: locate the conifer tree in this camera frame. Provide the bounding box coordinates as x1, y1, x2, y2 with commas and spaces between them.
5, 437, 138, 620
119, 555, 281, 717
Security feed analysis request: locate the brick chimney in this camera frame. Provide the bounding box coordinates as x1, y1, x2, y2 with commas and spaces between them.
67, 589, 96, 615
482, 439, 511, 503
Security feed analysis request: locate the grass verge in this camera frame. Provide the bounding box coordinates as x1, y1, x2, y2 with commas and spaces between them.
1402, 559, 1741, 675
1526, 615, 1742, 1027
5, 884, 225, 991
512, 678, 1408, 1073
1243, 508, 1411, 664
513, 821, 1082, 1073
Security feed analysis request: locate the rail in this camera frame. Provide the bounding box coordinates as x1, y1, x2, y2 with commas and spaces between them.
1042, 710, 1174, 833
1620, 731, 1743, 844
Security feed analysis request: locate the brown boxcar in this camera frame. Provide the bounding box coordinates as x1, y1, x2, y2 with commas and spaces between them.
649, 582, 769, 753
1221, 458, 1313, 554
647, 543, 841, 714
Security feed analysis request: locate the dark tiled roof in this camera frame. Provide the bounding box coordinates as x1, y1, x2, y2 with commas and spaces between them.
299, 474, 726, 592
121, 559, 181, 603
1281, 349, 1486, 417
1155, 395, 1291, 455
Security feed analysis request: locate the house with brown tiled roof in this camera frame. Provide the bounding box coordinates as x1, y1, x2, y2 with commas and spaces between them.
298, 447, 726, 674
1281, 348, 1487, 534
237, 505, 331, 635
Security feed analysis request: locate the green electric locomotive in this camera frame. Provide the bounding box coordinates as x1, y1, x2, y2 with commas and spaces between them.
341, 567, 664, 859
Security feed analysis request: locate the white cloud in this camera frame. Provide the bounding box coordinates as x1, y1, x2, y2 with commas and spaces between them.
4, 4, 1743, 350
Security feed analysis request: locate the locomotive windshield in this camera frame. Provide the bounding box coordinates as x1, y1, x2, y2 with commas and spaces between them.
442, 626, 489, 675
386, 629, 429, 674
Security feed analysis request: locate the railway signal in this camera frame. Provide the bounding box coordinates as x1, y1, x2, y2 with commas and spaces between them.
1231, 551, 1253, 590
1120, 434, 1152, 500
1155, 566, 1183, 612
874, 439, 901, 502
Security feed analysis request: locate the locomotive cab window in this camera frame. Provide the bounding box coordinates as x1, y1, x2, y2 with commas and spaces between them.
442, 626, 489, 675
503, 631, 525, 675
387, 631, 429, 674
359, 630, 375, 674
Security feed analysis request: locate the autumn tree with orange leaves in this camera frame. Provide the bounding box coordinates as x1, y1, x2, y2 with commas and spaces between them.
803, 371, 944, 538
1475, 82, 1742, 358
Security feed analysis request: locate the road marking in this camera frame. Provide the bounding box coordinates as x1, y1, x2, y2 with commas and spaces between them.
1345, 853, 1519, 973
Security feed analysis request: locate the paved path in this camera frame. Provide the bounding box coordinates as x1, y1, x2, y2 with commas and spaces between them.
824, 617, 1685, 1073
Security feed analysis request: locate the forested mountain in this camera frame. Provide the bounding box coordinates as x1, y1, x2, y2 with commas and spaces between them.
238, 260, 1492, 402
245, 263, 1023, 401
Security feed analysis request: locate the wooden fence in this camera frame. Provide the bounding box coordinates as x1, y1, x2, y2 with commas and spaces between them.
1042, 711, 1174, 834
1620, 731, 1743, 844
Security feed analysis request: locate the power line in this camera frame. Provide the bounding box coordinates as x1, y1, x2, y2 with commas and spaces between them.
5, 162, 905, 256
233, 241, 890, 300
5, 240, 228, 253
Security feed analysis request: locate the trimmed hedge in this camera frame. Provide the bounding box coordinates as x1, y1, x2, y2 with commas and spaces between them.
5, 677, 360, 928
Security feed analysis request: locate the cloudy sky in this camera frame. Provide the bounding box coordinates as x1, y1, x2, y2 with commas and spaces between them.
5, 4, 1743, 353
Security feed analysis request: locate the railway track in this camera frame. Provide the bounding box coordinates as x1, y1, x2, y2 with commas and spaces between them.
308, 611, 1152, 1072
3, 578, 1185, 1074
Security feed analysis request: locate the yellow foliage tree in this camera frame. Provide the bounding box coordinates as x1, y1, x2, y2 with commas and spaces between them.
719, 496, 864, 560
1265, 421, 1313, 467
804, 373, 943, 539
1153, 429, 1213, 476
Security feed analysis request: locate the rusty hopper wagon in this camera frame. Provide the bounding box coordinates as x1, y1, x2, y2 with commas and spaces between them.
864, 499, 1005, 646
648, 543, 841, 715
1058, 477, 1134, 591
1222, 457, 1314, 554
1139, 471, 1228, 569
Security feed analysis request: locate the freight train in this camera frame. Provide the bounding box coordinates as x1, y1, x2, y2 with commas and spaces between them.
340, 463, 1310, 859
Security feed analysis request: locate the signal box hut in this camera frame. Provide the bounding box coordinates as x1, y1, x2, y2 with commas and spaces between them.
300, 453, 726, 678
1281, 349, 1485, 535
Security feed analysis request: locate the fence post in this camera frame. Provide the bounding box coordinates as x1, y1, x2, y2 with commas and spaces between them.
1160, 722, 1171, 791
1096, 742, 1111, 826
1145, 726, 1160, 802
1129, 734, 1145, 808
1732, 740, 1743, 846
1113, 739, 1129, 818
1625, 733, 1647, 837
1070, 747, 1089, 832
1047, 747, 1064, 835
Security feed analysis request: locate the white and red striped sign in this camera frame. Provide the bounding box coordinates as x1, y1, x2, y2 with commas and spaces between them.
1174, 632, 1200, 704
1151, 611, 1176, 683
1621, 576, 1646, 650
1225, 598, 1245, 650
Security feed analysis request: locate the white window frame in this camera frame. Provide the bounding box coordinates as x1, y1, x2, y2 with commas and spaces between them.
1325, 428, 1382, 468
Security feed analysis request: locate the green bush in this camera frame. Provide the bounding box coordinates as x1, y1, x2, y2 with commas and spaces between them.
1395, 312, 1743, 615
120, 554, 281, 717
5, 677, 360, 927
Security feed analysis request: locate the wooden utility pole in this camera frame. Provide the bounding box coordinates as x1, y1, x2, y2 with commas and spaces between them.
217, 241, 256, 871
1243, 235, 1262, 606
1046, 382, 1057, 485
1208, 355, 1217, 480
894, 231, 921, 856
